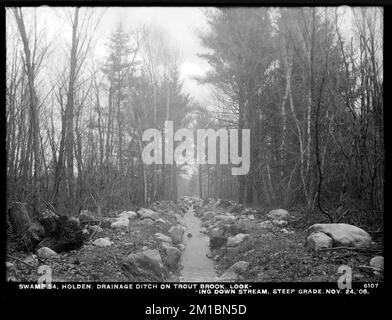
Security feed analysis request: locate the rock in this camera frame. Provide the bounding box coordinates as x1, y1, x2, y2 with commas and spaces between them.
306, 232, 333, 251
219, 270, 238, 281
156, 218, 168, 224
111, 219, 129, 231
155, 233, 173, 243
272, 219, 288, 227
248, 215, 255, 220
200, 227, 208, 234
259, 220, 274, 229
93, 237, 112, 247
138, 208, 160, 221
37, 247, 58, 259
89, 225, 103, 233
165, 246, 181, 269
117, 211, 137, 220
6, 262, 14, 270
209, 236, 227, 249
203, 211, 215, 220
122, 249, 165, 281
210, 227, 224, 238
267, 209, 289, 220
227, 233, 249, 247
229, 261, 250, 274
169, 225, 185, 244
23, 254, 38, 266
222, 224, 244, 237
281, 228, 294, 234
236, 218, 254, 232
140, 218, 154, 226
370, 256, 384, 271
161, 242, 172, 250
307, 223, 372, 248
178, 244, 185, 251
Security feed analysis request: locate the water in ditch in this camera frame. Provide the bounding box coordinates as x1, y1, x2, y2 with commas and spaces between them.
179, 205, 217, 282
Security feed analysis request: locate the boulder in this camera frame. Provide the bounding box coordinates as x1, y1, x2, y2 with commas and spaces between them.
272, 219, 288, 227
117, 211, 137, 221
209, 236, 227, 249
259, 220, 274, 229
37, 247, 58, 259
210, 227, 224, 238
306, 232, 333, 251
93, 237, 112, 247
89, 225, 103, 234
235, 218, 254, 232
138, 208, 160, 221
169, 225, 185, 244
370, 256, 384, 271
155, 233, 172, 244
140, 218, 154, 226
122, 249, 165, 281
219, 270, 238, 281
200, 227, 208, 234
227, 233, 249, 247
229, 261, 250, 274
178, 244, 185, 251
156, 218, 168, 225
203, 211, 215, 220
267, 209, 289, 220
165, 246, 181, 269
307, 223, 372, 248
111, 219, 129, 231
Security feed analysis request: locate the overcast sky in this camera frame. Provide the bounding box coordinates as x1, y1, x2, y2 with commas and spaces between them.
7, 6, 376, 108
95, 7, 214, 105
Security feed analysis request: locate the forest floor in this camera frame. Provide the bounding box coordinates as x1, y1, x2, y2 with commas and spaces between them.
6, 197, 383, 283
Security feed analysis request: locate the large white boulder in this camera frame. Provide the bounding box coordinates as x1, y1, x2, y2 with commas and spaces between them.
227, 233, 249, 247
111, 219, 129, 231
93, 237, 112, 247
306, 232, 333, 251
117, 211, 137, 221
307, 223, 372, 248
138, 208, 160, 221
267, 209, 289, 220
37, 247, 58, 259
155, 233, 172, 244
